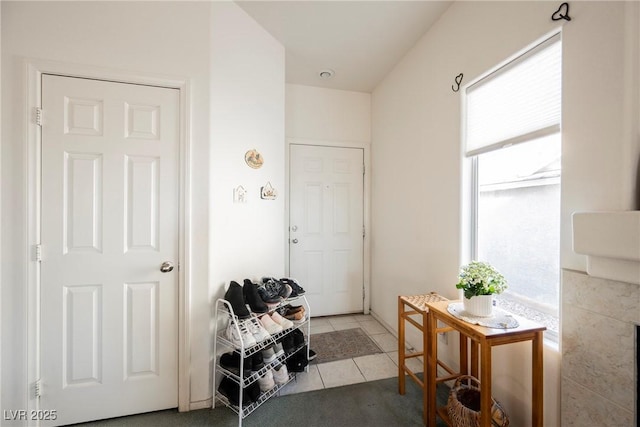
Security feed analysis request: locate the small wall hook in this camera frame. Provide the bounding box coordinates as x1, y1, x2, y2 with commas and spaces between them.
551, 2, 571, 21
452, 73, 464, 93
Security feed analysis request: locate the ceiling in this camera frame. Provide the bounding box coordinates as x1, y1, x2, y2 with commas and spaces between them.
236, 1, 453, 93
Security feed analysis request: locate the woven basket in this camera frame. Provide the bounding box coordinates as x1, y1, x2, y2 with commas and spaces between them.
446, 375, 509, 427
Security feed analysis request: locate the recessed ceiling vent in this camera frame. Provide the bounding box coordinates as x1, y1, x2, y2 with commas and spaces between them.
318, 69, 335, 79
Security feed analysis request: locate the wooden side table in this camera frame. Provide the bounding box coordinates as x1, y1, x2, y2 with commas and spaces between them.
425, 300, 546, 427
398, 293, 465, 424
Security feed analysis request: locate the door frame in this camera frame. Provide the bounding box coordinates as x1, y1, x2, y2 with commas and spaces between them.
25, 59, 193, 416
286, 138, 371, 314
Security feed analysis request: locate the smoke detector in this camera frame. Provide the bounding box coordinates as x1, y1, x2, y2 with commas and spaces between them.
318, 69, 335, 79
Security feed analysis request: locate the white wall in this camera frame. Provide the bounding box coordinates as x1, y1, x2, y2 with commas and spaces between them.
207, 0, 285, 404
1, 0, 285, 414
286, 84, 371, 143
371, 2, 638, 426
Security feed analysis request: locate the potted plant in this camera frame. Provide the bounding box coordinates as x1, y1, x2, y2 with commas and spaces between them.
455, 261, 507, 317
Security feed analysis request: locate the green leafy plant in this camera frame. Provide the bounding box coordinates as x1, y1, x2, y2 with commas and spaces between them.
455, 261, 508, 299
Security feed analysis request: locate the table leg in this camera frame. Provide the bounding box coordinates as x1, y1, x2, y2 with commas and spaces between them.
532, 331, 544, 427
480, 341, 492, 427
398, 297, 406, 395
471, 340, 478, 379
426, 311, 437, 426
422, 309, 429, 424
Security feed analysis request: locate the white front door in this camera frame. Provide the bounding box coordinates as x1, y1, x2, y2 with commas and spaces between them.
289, 145, 364, 316
40, 75, 179, 425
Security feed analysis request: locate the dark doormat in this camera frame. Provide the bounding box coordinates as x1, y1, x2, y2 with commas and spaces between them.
310, 327, 384, 363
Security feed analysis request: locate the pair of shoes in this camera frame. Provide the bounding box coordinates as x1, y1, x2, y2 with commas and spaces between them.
258, 369, 275, 392
220, 352, 253, 377
225, 317, 271, 347
272, 363, 289, 385
245, 317, 271, 343
259, 312, 293, 334
224, 281, 251, 319
218, 377, 260, 407
259, 277, 292, 304
279, 278, 306, 297
283, 305, 306, 323
257, 364, 289, 391
261, 342, 284, 364
224, 280, 271, 318
225, 318, 257, 348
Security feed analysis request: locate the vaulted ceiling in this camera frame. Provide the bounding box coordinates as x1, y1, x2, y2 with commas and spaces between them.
236, 1, 453, 93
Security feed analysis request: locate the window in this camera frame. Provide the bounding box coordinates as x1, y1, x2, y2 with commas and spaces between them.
464, 34, 561, 342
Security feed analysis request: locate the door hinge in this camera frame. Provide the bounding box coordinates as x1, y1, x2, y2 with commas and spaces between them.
35, 107, 43, 127
34, 379, 42, 398
362, 225, 365, 239
35, 244, 43, 262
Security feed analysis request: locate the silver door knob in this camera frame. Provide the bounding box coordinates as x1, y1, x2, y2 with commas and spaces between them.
291, 238, 299, 244
160, 261, 174, 273
291, 225, 298, 232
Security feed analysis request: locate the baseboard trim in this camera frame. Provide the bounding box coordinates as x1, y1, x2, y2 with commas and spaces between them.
189, 398, 212, 411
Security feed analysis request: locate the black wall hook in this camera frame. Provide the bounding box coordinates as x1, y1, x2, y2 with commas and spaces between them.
552, 2, 571, 21
452, 73, 464, 92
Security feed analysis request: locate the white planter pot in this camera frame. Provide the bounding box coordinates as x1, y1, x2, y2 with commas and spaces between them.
463, 295, 494, 317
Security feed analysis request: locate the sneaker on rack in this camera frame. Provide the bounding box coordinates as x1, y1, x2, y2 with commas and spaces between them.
256, 281, 282, 306
270, 311, 294, 329
257, 369, 275, 392
261, 345, 278, 364
272, 363, 289, 385
246, 316, 271, 343
259, 313, 283, 335
262, 277, 291, 300
280, 278, 306, 297
225, 318, 257, 348
272, 341, 285, 358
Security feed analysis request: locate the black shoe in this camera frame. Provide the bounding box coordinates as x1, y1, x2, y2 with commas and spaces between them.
224, 281, 250, 319
280, 334, 295, 355
246, 381, 261, 403
220, 352, 251, 377
252, 352, 265, 371
243, 279, 269, 314
218, 377, 244, 406
286, 348, 308, 373
291, 328, 305, 347
280, 278, 306, 297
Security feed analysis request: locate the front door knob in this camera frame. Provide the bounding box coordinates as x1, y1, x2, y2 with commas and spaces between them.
291, 239, 299, 244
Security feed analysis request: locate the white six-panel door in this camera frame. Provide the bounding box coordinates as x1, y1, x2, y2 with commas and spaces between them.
289, 145, 364, 316
40, 75, 179, 425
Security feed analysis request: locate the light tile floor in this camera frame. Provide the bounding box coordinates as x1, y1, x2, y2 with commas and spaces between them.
280, 314, 424, 396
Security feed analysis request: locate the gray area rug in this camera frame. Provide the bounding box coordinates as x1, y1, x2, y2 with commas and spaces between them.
76, 375, 449, 427
311, 327, 383, 363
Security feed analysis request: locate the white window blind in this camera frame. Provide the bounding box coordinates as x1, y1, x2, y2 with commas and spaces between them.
465, 34, 561, 156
